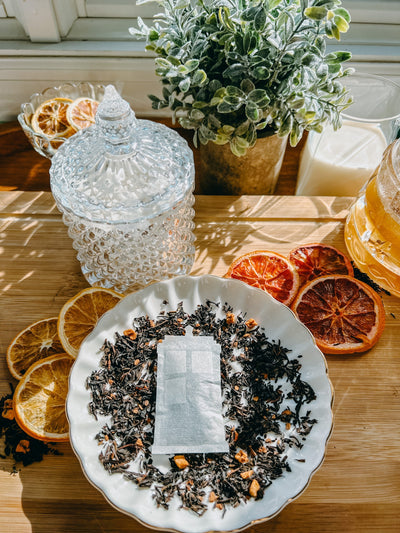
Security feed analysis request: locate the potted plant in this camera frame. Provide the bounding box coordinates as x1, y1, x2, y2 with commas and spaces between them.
130, 0, 352, 194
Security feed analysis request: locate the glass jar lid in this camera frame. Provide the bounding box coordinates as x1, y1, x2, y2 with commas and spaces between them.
50, 85, 194, 223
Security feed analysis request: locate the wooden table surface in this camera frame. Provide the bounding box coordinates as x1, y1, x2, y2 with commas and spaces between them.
0, 191, 399, 533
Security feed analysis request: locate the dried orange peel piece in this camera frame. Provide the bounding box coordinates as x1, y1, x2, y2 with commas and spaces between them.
291, 274, 385, 354
13, 353, 74, 442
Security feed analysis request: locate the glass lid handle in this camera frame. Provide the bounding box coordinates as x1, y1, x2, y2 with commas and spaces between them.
95, 85, 138, 154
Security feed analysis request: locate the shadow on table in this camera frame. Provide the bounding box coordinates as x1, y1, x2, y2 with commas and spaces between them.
16, 447, 299, 533
192, 194, 353, 277
18, 447, 154, 533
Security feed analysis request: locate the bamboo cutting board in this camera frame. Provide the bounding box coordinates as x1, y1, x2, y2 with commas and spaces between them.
0, 191, 399, 533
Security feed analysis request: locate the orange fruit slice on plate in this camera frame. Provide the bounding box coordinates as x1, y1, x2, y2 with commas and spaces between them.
7, 317, 65, 380
66, 97, 99, 130
58, 287, 123, 358
291, 274, 385, 354
13, 353, 74, 442
288, 243, 354, 286
31, 97, 76, 138
225, 250, 300, 305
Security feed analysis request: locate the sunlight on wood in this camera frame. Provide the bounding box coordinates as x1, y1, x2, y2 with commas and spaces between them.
17, 271, 35, 284
0, 190, 399, 533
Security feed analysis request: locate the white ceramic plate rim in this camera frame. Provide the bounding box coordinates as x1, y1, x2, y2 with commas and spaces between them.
66, 275, 333, 533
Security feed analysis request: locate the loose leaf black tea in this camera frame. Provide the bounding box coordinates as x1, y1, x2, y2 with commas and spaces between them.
353, 263, 391, 295
86, 300, 317, 516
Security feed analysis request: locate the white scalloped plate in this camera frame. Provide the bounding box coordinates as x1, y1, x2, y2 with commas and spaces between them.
66, 275, 333, 533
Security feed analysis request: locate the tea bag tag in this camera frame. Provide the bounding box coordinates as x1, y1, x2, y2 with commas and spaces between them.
152, 327, 228, 455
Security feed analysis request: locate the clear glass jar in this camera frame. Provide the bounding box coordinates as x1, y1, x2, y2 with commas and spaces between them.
50, 85, 195, 293
344, 139, 400, 296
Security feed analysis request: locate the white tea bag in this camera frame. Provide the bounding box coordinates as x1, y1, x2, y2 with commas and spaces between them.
152, 327, 228, 455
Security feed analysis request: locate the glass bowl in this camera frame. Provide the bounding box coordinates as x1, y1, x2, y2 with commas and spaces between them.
18, 82, 106, 159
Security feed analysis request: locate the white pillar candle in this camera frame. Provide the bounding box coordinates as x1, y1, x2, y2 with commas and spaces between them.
296, 120, 387, 196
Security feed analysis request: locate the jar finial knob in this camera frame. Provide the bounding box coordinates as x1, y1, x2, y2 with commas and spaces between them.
95, 84, 138, 149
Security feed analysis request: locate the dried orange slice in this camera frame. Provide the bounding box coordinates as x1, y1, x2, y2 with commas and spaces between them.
31, 97, 76, 138
58, 287, 123, 358
291, 275, 385, 354
6, 317, 65, 380
13, 354, 74, 442
288, 243, 354, 286
66, 97, 99, 130
225, 250, 300, 305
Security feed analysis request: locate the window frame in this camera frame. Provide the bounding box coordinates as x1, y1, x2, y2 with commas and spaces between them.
2, 0, 400, 44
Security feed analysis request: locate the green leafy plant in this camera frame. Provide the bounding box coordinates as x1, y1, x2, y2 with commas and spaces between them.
130, 0, 352, 156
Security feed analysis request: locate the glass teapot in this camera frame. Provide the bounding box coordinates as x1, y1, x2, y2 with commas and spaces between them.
50, 85, 195, 293
345, 139, 400, 297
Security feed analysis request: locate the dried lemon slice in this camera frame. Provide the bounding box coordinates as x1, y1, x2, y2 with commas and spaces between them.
66, 96, 99, 130
13, 354, 74, 442
58, 287, 123, 358
31, 97, 76, 138
7, 317, 64, 380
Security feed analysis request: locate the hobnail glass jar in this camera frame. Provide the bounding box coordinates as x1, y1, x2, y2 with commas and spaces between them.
50, 85, 195, 293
